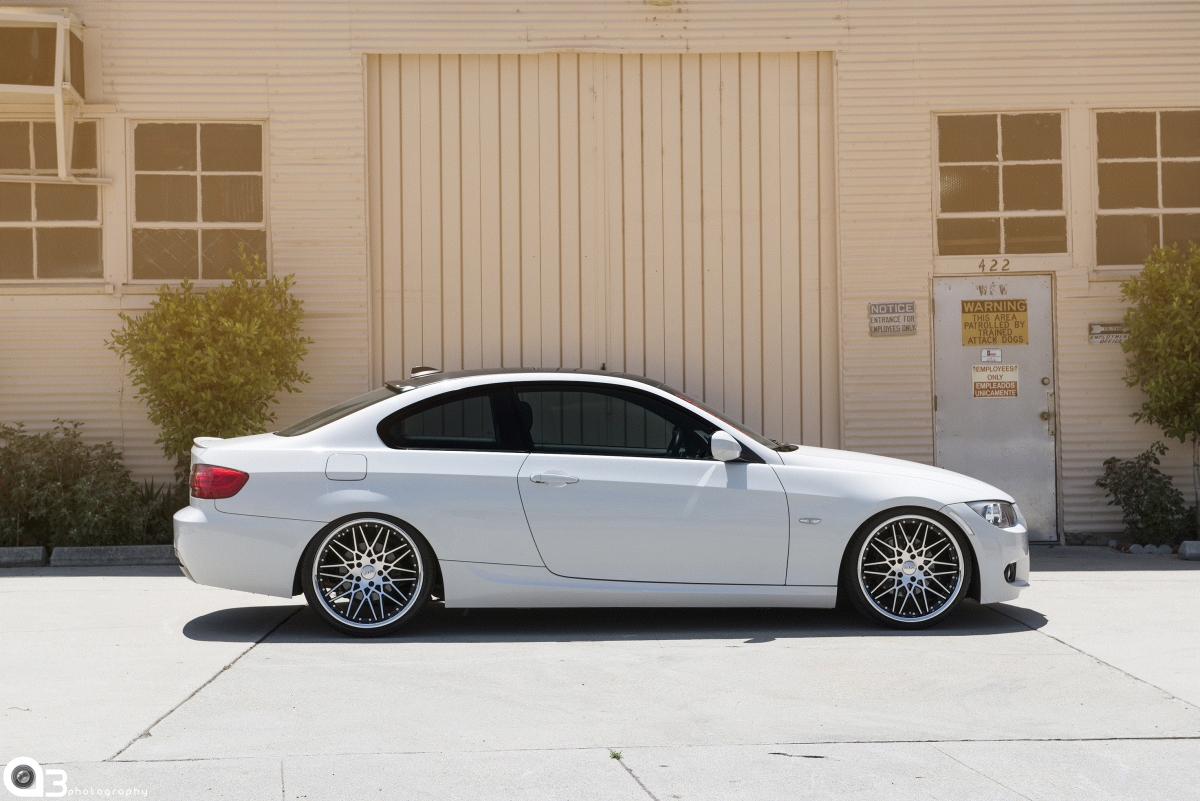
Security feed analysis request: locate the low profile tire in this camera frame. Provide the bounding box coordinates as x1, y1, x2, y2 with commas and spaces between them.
840, 508, 973, 630
301, 516, 434, 637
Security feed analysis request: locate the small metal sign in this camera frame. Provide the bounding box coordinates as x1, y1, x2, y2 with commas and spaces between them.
961, 299, 1029, 346
981, 348, 1002, 362
1088, 323, 1130, 344
869, 301, 917, 337
972, 364, 1019, 398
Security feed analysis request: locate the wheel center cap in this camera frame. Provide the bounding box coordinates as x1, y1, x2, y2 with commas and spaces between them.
901, 560, 917, 575
360, 564, 377, 579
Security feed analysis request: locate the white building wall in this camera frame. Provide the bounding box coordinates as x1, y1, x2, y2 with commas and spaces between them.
828, 2, 1199, 531
366, 52, 840, 447
1, 1, 1197, 533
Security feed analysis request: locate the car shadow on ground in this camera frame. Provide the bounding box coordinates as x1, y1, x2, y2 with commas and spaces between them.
182, 598, 1046, 644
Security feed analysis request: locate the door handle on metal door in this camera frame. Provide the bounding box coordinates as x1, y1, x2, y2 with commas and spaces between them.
529, 473, 579, 485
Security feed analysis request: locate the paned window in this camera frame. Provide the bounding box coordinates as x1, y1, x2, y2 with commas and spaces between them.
1095, 110, 1200, 267
936, 113, 1067, 256
132, 122, 266, 280
0, 120, 101, 280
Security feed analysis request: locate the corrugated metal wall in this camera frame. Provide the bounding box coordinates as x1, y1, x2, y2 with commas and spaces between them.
2, 1, 1197, 534
366, 52, 840, 446
829, 3, 1199, 532
0, 3, 371, 479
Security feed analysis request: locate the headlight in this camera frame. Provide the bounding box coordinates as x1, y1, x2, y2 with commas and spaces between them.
967, 500, 1019, 528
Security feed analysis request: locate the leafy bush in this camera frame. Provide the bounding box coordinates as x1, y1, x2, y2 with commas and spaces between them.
1121, 243, 1200, 539
1096, 442, 1194, 545
108, 247, 313, 476
139, 478, 191, 543
0, 421, 174, 549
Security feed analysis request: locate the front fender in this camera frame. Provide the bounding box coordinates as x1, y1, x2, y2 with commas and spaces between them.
774, 457, 1014, 587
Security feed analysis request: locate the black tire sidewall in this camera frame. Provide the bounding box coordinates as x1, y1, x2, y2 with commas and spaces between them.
840, 507, 973, 630
301, 514, 435, 638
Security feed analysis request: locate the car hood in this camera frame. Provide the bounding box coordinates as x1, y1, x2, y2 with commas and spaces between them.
774, 445, 1014, 504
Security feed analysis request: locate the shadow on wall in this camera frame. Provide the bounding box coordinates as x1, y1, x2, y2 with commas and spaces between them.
181, 600, 1047, 645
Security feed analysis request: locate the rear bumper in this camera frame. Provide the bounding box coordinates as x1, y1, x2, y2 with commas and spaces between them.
942, 502, 1030, 604
174, 503, 323, 598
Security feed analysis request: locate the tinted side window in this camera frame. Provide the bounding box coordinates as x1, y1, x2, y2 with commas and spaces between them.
515, 385, 716, 459
379, 391, 504, 450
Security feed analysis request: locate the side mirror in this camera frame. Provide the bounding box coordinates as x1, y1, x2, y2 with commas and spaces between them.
710, 430, 743, 462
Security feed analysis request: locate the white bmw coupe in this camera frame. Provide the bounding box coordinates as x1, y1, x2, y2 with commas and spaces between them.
174, 369, 1030, 636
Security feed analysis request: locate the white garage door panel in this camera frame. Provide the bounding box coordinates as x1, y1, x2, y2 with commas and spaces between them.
366, 52, 838, 447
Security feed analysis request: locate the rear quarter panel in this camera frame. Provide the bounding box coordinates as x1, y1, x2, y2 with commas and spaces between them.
200, 440, 543, 568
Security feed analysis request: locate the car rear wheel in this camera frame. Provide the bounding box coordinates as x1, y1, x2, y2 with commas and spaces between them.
301, 516, 434, 637
842, 510, 971, 629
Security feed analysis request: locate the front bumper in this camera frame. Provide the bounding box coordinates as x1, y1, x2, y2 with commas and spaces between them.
941, 502, 1030, 604
174, 502, 323, 598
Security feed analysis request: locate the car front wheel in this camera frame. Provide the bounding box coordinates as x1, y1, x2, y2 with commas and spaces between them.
842, 509, 972, 629
301, 516, 434, 637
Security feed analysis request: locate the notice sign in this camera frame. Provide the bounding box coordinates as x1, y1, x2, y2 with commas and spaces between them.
961, 299, 1029, 346
868, 301, 917, 336
972, 364, 1019, 398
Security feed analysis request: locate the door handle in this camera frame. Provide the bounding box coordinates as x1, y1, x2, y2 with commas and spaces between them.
530, 473, 579, 485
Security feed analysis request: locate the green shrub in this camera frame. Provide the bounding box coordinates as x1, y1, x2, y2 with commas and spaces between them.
1120, 243, 1200, 540
108, 247, 313, 476
0, 421, 174, 549
1096, 442, 1194, 545
138, 478, 191, 544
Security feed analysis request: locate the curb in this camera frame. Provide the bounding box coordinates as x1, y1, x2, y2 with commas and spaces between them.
49, 545, 179, 567
0, 546, 48, 567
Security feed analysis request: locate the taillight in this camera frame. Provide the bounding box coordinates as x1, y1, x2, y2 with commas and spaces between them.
190, 464, 249, 499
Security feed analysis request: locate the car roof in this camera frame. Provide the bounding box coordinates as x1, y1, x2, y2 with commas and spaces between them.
384, 368, 670, 394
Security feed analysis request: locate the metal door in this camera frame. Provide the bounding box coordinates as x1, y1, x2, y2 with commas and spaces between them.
518, 454, 791, 584
933, 275, 1057, 541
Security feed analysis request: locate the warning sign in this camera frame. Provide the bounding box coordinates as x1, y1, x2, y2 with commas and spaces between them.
972, 364, 1019, 398
961, 299, 1029, 346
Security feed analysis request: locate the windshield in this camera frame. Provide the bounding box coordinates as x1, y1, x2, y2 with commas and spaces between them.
668, 390, 795, 451
276, 387, 397, 437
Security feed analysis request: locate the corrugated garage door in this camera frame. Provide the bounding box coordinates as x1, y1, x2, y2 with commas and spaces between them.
366, 52, 838, 446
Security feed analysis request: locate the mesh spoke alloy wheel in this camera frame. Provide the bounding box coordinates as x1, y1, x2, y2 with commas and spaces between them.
312, 519, 424, 630
857, 514, 965, 624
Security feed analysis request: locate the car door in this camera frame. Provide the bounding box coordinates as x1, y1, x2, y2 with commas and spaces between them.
513, 382, 791, 585
368, 387, 544, 567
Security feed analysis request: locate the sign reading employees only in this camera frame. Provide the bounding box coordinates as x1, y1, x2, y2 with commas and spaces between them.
868, 301, 917, 336
972, 364, 1019, 398
961, 299, 1028, 346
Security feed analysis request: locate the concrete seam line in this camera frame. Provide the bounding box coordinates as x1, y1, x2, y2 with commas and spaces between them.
104, 735, 1200, 764
611, 752, 659, 801
987, 604, 1200, 713
930, 744, 1035, 801
106, 605, 304, 762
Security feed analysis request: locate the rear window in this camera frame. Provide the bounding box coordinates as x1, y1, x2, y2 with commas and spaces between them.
276, 387, 397, 437
377, 389, 509, 450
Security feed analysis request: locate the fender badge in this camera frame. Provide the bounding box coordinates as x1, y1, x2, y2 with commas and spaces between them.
798, 518, 822, 525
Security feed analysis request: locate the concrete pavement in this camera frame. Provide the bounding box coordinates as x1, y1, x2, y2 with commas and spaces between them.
1, 547, 1197, 800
